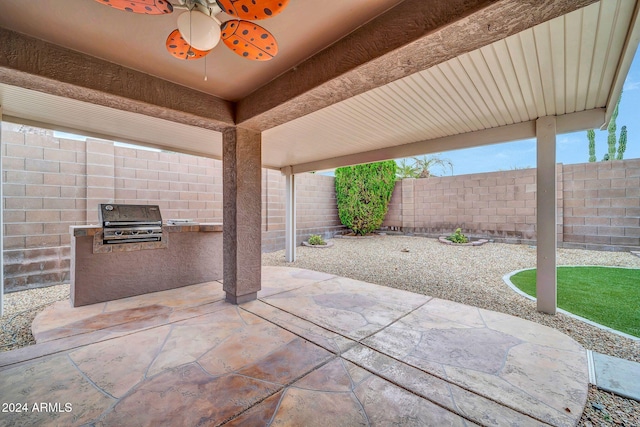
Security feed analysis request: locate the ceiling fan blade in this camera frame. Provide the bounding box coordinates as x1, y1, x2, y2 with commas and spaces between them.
94, 0, 173, 14
166, 29, 212, 60
216, 0, 289, 20
221, 20, 278, 61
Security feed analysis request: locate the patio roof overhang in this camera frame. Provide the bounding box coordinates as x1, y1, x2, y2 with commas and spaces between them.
1, 0, 636, 172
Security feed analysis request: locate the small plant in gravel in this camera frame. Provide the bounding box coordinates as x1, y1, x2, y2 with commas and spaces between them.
307, 234, 326, 246
446, 228, 468, 244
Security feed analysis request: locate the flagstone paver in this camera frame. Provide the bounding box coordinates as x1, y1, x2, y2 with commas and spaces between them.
0, 354, 115, 426
260, 276, 431, 340
0, 266, 588, 426
591, 352, 640, 402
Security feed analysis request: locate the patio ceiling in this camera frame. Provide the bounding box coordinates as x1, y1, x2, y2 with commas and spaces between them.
264, 0, 639, 171
0, 0, 638, 171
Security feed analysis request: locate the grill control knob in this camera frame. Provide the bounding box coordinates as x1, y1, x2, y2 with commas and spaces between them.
114, 230, 123, 236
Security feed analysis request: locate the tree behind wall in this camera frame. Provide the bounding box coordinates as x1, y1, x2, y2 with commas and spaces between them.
616, 125, 627, 160
606, 98, 620, 160
335, 160, 397, 235
587, 129, 596, 162
395, 158, 420, 179
412, 155, 454, 178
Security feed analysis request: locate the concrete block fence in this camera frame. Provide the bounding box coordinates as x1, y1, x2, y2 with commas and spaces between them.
382, 161, 640, 252
1, 123, 343, 292
2, 122, 639, 291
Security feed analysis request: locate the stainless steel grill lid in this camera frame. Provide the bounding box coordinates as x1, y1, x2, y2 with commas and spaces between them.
99, 204, 163, 244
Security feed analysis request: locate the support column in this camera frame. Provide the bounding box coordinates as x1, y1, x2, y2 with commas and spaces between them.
536, 116, 557, 314
284, 167, 296, 262
222, 127, 262, 304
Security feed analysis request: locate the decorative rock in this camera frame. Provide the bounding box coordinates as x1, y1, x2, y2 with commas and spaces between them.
302, 241, 334, 248
438, 237, 489, 246
338, 233, 380, 239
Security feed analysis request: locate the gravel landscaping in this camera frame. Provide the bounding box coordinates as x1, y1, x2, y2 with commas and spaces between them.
0, 284, 69, 352
1, 236, 638, 425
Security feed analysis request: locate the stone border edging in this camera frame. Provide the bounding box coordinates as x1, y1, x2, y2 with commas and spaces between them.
503, 266, 640, 341
301, 241, 334, 248
438, 236, 489, 246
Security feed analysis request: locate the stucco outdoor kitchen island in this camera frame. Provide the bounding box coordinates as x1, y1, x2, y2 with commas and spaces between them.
70, 223, 223, 307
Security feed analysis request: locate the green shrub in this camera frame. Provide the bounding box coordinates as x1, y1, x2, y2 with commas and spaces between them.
446, 228, 468, 244
335, 160, 397, 235
308, 234, 326, 245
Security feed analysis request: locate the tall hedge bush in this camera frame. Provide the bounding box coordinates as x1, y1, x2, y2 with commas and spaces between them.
334, 160, 397, 235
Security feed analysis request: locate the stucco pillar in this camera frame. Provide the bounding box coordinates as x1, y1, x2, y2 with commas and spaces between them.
222, 127, 262, 304
284, 168, 296, 262
536, 116, 557, 314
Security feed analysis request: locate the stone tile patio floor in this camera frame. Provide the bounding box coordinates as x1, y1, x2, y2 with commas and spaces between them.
0, 266, 588, 426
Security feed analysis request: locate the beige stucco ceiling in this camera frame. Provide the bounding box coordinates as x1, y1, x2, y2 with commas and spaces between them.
0, 0, 403, 101
1, 0, 638, 172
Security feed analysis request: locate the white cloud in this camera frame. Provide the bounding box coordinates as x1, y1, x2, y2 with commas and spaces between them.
557, 135, 583, 146
623, 79, 640, 91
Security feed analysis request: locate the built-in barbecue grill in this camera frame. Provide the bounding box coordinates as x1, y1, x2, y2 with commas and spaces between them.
98, 204, 163, 244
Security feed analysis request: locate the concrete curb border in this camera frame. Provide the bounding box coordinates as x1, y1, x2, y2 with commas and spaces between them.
502, 266, 640, 342
586, 350, 596, 385
301, 241, 334, 248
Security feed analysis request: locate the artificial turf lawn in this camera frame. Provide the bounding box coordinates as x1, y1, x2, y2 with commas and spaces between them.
510, 266, 640, 337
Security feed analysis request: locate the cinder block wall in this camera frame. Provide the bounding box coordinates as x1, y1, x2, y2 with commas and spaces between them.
2, 125, 85, 292
383, 181, 402, 230
261, 169, 344, 252
2, 123, 343, 291
383, 170, 539, 241
383, 162, 639, 251
112, 144, 223, 224
561, 160, 640, 250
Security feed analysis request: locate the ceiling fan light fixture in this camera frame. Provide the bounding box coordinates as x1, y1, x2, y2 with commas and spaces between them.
177, 10, 221, 51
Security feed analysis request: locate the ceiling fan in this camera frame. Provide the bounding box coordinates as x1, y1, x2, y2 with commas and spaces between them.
93, 0, 289, 61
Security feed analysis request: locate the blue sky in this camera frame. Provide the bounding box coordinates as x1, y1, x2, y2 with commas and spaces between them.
406, 50, 640, 177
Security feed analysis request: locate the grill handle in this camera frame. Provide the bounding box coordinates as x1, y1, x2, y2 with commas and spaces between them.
104, 221, 162, 227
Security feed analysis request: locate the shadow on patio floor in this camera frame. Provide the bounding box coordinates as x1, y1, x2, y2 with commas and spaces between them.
0, 266, 587, 426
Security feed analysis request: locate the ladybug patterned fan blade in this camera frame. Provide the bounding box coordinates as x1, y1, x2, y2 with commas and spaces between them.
216, 0, 289, 20
94, 0, 173, 15
221, 20, 278, 61
166, 29, 212, 60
